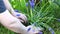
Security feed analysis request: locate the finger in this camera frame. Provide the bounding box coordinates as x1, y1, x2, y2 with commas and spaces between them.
14, 10, 28, 23
15, 13, 27, 23
19, 19, 24, 23
18, 13, 28, 23
34, 31, 43, 34
22, 14, 28, 23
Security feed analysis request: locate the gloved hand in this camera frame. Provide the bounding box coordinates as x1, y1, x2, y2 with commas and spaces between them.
26, 25, 43, 34
12, 10, 28, 23
0, 10, 30, 34
3, 0, 28, 23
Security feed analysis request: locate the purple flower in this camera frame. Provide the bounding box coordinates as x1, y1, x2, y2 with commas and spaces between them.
38, 31, 43, 34
29, 0, 35, 8
48, 28, 54, 34
26, 3, 28, 7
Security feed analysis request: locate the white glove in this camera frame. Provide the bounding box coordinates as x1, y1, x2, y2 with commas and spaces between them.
0, 10, 29, 34
12, 10, 28, 23
26, 25, 43, 34
3, 0, 28, 23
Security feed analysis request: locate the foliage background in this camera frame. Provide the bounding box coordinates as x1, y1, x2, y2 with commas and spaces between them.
0, 0, 60, 34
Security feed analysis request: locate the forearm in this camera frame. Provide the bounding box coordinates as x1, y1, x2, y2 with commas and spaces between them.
3, 0, 15, 14
0, 10, 29, 34
0, 0, 29, 33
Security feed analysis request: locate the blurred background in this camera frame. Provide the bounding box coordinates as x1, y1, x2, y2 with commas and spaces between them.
0, 0, 60, 34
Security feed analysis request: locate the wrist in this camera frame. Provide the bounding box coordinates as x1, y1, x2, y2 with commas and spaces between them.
0, 10, 8, 14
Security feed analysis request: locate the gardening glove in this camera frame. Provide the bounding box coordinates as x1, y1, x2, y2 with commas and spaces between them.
26, 25, 43, 34
12, 10, 28, 23
3, 0, 28, 23
0, 10, 30, 34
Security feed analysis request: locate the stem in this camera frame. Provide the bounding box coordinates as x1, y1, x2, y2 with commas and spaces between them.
30, 8, 33, 21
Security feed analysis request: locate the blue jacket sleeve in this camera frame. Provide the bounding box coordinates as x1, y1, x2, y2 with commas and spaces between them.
0, 0, 6, 13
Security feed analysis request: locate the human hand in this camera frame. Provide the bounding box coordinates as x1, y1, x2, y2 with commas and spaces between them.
26, 25, 43, 34
0, 10, 28, 34
12, 10, 28, 23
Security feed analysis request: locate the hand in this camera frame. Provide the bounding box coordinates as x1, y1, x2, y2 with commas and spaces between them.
3, 0, 28, 23
12, 10, 28, 23
0, 10, 28, 33
26, 25, 43, 34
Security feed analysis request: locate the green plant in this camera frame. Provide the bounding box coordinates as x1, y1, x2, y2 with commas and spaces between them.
0, 0, 60, 34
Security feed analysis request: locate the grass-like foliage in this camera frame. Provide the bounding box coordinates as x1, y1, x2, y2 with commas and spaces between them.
0, 0, 60, 34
